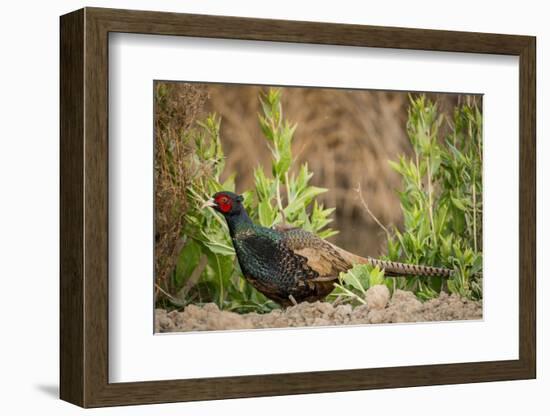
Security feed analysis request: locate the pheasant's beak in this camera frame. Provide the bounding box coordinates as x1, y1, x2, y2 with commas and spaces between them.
201, 198, 217, 209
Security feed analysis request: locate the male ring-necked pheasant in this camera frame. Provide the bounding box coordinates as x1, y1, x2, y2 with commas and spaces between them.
204, 191, 452, 307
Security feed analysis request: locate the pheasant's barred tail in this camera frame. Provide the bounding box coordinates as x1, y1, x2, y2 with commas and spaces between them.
326, 241, 453, 278
366, 257, 453, 278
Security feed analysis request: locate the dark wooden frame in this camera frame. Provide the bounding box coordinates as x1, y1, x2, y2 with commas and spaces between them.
60, 7, 536, 408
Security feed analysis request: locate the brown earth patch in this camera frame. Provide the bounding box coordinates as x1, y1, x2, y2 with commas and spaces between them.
155, 286, 482, 333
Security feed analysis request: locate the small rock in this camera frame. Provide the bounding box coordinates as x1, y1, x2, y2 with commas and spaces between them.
364, 285, 390, 310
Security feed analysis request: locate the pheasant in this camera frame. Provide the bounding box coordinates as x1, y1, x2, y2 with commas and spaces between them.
203, 191, 452, 307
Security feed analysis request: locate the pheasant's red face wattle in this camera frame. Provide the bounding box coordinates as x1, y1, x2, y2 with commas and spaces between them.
215, 194, 233, 213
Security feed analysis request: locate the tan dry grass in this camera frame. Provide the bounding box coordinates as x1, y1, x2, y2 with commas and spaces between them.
154, 82, 207, 298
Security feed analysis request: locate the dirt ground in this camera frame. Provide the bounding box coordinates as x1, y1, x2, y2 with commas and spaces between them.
155, 286, 482, 333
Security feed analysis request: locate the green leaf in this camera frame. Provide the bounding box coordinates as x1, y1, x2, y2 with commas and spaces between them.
174, 239, 202, 286
388, 159, 404, 175
294, 163, 313, 194
275, 145, 292, 179
258, 199, 275, 227
451, 196, 468, 211
203, 240, 235, 256
285, 186, 327, 217
254, 167, 273, 199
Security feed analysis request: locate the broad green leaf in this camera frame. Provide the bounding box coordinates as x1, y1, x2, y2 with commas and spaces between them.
174, 239, 202, 286
203, 241, 235, 256
258, 199, 275, 227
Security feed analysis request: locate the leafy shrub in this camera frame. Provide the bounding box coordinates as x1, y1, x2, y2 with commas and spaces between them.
332, 95, 482, 304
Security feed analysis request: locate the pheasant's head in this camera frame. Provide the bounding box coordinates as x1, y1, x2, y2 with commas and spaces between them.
202, 191, 245, 217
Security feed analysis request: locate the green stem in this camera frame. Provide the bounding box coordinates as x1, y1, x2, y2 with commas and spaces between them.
269, 117, 287, 224
472, 179, 477, 253
333, 284, 367, 305
285, 171, 292, 205
426, 156, 436, 243
275, 179, 286, 223
215, 254, 224, 307
415, 152, 422, 190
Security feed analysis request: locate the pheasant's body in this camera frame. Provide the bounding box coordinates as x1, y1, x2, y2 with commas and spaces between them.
206, 191, 453, 307
231, 224, 340, 306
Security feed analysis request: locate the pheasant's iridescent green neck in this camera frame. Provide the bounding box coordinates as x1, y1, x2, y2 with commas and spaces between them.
225, 208, 254, 238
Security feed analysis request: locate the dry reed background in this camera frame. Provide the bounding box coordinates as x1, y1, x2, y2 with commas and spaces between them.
202, 83, 466, 256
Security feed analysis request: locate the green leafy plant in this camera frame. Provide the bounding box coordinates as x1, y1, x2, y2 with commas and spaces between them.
159, 88, 336, 312
331, 95, 482, 304
252, 89, 337, 238
389, 95, 482, 300
331, 264, 386, 306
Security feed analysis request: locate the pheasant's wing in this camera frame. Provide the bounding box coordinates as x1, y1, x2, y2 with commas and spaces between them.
275, 226, 365, 281
273, 226, 452, 280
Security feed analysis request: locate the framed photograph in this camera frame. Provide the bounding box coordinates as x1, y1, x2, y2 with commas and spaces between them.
60, 7, 536, 408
